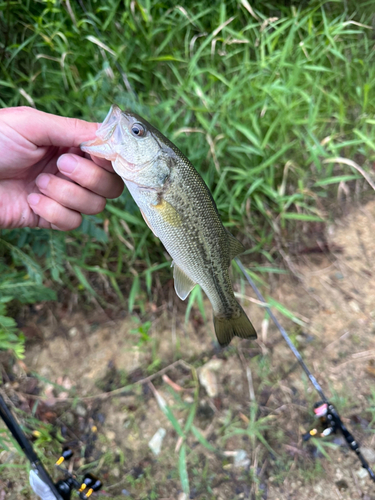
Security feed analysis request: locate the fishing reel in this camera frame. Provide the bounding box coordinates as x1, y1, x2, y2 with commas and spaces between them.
302, 401, 337, 440
303, 401, 375, 482
30, 447, 102, 500
54, 447, 102, 499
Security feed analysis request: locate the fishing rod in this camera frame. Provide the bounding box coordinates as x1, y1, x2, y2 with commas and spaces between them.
0, 394, 102, 500
235, 257, 375, 483
1, 260, 373, 495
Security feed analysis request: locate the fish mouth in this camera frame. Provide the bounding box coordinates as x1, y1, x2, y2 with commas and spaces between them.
80, 105, 124, 161
81, 105, 160, 174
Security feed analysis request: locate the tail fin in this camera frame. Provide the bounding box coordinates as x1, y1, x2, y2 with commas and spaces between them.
213, 304, 257, 347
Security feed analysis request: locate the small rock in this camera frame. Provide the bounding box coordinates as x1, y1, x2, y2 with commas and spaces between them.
112, 467, 120, 478
178, 494, 187, 500
105, 430, 116, 441
182, 394, 194, 404
313, 484, 324, 494
68, 327, 78, 337
356, 467, 369, 479
122, 489, 131, 496
199, 369, 218, 397
233, 449, 250, 469
199, 359, 223, 398
75, 403, 87, 417
349, 301, 360, 313
202, 359, 223, 371
361, 447, 375, 464
148, 428, 166, 456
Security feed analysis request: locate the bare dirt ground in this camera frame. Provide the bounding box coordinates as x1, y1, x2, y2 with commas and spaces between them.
1, 200, 375, 500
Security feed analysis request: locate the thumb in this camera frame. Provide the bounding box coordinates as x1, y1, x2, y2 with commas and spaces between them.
0, 107, 98, 148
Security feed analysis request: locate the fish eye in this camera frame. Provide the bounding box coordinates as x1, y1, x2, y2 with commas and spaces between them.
131, 123, 145, 137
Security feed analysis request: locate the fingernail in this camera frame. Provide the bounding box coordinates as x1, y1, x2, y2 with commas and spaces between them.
57, 154, 78, 174
36, 174, 50, 189
28, 193, 41, 206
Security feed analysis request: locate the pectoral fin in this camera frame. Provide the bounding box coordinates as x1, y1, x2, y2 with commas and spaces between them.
173, 263, 196, 300
226, 230, 245, 260
154, 198, 182, 227
140, 209, 158, 237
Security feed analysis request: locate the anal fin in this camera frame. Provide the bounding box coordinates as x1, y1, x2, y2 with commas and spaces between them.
173, 263, 196, 300
226, 229, 245, 260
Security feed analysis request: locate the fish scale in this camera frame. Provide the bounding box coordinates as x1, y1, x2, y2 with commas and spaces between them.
81, 105, 257, 346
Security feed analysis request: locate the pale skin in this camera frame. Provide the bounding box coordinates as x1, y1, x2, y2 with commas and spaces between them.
0, 106, 124, 230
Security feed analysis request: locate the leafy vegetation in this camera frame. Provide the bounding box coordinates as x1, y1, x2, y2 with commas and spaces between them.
1, 0, 375, 325
1, 0, 375, 497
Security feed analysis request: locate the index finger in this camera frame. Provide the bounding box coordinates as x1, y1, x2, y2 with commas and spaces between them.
68, 147, 114, 172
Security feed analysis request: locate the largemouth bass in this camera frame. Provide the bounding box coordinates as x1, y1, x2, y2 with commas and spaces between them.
81, 105, 257, 346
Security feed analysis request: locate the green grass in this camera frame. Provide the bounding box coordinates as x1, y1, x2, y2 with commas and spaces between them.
1, 0, 375, 496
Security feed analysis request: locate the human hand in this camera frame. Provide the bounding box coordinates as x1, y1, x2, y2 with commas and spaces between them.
0, 106, 124, 230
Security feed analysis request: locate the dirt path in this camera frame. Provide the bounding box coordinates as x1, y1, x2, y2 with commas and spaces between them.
2, 201, 375, 499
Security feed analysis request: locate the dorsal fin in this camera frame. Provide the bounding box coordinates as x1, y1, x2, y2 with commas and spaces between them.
226, 230, 245, 260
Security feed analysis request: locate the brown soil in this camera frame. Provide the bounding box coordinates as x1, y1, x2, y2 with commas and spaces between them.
1, 201, 375, 500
